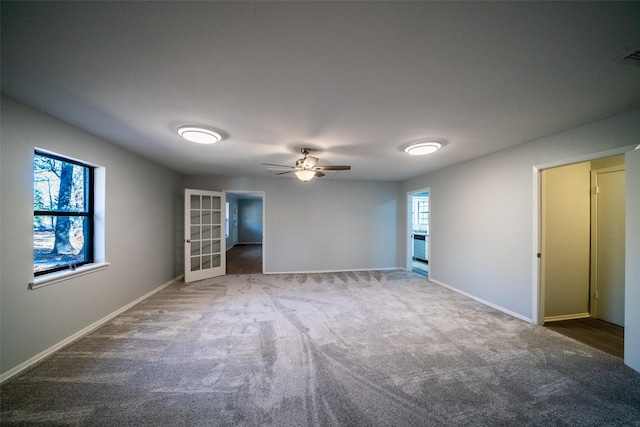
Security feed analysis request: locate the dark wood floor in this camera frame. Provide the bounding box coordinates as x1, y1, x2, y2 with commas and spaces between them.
544, 317, 624, 359
226, 244, 262, 274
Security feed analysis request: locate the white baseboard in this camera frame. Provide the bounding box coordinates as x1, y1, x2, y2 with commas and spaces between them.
544, 313, 591, 323
264, 267, 405, 275
0, 275, 183, 384
429, 278, 534, 323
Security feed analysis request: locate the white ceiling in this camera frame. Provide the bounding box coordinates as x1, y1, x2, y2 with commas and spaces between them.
2, 1, 639, 181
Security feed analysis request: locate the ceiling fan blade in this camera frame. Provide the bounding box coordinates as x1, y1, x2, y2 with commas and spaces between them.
262, 163, 294, 169
314, 165, 351, 171
264, 150, 349, 177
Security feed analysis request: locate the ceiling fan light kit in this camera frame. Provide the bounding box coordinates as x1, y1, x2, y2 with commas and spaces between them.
178, 126, 222, 144
294, 170, 316, 182
405, 141, 441, 156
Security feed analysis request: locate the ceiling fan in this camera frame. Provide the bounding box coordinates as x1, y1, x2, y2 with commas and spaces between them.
263, 148, 351, 181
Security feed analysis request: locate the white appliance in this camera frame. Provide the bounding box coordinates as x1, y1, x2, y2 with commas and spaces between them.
413, 234, 428, 262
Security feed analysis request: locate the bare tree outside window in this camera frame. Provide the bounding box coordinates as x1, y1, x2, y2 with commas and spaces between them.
34, 151, 93, 275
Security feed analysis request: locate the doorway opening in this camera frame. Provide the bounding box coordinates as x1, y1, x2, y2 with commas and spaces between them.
407, 189, 430, 277
225, 191, 265, 274
538, 155, 625, 357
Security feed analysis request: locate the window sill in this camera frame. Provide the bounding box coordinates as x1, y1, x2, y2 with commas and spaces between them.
29, 262, 110, 290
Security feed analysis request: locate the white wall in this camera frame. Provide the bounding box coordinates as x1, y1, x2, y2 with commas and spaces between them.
402, 108, 640, 321
0, 96, 182, 376
183, 176, 403, 273
625, 148, 640, 372
238, 199, 263, 244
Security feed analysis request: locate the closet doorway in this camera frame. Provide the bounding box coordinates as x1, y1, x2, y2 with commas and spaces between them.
540, 155, 625, 356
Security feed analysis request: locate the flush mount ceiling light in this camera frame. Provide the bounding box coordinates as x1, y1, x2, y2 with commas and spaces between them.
177, 126, 222, 144
404, 141, 442, 156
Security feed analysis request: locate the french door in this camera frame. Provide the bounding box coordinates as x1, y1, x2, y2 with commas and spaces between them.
184, 189, 226, 283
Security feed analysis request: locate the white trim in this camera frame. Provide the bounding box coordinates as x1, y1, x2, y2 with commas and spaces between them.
533, 144, 637, 171
406, 191, 413, 272
544, 313, 590, 323
1, 275, 183, 383
264, 267, 404, 275
406, 188, 431, 272
532, 166, 542, 325
429, 278, 534, 323
29, 262, 111, 290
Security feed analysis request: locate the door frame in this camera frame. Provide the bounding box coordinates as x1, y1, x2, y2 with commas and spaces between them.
406, 187, 431, 274
533, 144, 636, 325
224, 190, 266, 274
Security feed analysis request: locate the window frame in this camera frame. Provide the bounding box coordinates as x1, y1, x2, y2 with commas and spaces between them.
33, 150, 95, 277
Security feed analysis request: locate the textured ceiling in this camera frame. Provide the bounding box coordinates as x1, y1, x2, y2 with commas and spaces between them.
2, 1, 639, 181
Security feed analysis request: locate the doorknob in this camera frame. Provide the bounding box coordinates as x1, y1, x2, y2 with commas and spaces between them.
185, 239, 191, 243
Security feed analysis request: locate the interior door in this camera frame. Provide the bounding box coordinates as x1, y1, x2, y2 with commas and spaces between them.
540, 163, 591, 321
591, 167, 625, 326
184, 189, 226, 283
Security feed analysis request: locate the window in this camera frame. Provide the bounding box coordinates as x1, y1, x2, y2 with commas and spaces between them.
412, 194, 429, 234
33, 151, 94, 276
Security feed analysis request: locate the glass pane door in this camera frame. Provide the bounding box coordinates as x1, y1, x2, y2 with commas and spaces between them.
184, 189, 225, 283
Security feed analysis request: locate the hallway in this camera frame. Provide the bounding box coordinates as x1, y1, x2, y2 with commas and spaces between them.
226, 244, 262, 274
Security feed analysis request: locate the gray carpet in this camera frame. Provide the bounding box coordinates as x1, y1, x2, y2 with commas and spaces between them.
2, 270, 640, 426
